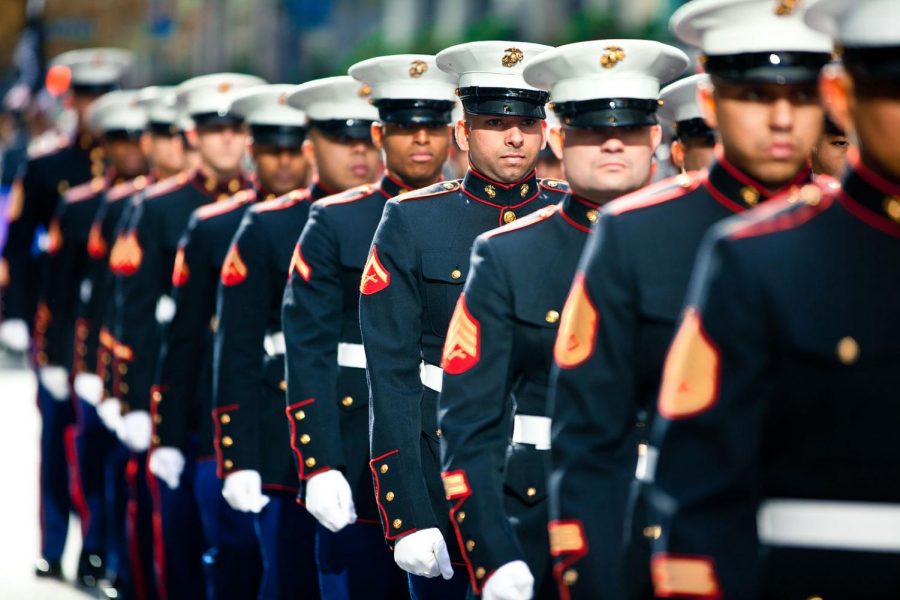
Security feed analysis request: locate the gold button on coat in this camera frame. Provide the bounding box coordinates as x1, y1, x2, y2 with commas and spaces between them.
220, 414, 231, 424
450, 269, 462, 280
305, 457, 316, 468
386, 491, 395, 502
222, 436, 233, 447
300, 434, 311, 444
563, 569, 579, 585
526, 487, 537, 497
545, 310, 560, 324
475, 567, 486, 579
466, 540, 475, 551
341, 396, 353, 407
503, 210, 516, 224
392, 519, 402, 529
295, 410, 305, 420
380, 464, 389, 474
224, 459, 234, 469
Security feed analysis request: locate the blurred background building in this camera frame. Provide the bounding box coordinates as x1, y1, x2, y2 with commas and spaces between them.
1, 0, 691, 90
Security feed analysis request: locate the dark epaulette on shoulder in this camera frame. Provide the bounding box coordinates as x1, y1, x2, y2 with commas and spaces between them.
483, 204, 559, 240
107, 174, 151, 203
724, 182, 833, 241
318, 183, 378, 208
395, 180, 460, 202
607, 172, 702, 216
253, 187, 309, 214
144, 171, 191, 201
64, 177, 106, 203
195, 190, 255, 222
539, 178, 568, 193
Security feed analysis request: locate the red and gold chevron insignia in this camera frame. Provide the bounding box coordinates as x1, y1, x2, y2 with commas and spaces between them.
220, 244, 247, 286
651, 553, 721, 599
289, 242, 311, 282
657, 307, 720, 420
172, 246, 190, 287
442, 294, 480, 374
109, 231, 143, 276
360, 245, 390, 295
87, 222, 107, 258
47, 219, 63, 255
554, 274, 598, 369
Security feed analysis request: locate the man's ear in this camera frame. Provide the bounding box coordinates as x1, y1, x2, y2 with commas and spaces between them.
455, 118, 470, 152
548, 126, 564, 160
670, 140, 685, 170
819, 63, 854, 137
698, 80, 718, 131
185, 127, 199, 149
371, 122, 384, 150
649, 123, 663, 151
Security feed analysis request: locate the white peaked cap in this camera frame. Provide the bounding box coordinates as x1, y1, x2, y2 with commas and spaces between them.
523, 39, 689, 103
228, 84, 308, 127
348, 54, 457, 101
287, 76, 380, 121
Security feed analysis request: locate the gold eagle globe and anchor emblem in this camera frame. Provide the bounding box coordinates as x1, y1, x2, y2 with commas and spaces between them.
502, 47, 524, 68
409, 60, 429, 78
600, 46, 626, 69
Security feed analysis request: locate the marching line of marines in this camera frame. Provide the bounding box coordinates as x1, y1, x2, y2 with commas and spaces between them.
0, 0, 896, 598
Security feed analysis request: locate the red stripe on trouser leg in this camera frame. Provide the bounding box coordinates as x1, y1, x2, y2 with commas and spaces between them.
126, 456, 148, 600
146, 454, 169, 600
64, 424, 91, 538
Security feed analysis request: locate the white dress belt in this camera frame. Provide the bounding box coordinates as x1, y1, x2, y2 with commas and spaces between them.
512, 415, 552, 450
264, 331, 286, 356
758, 499, 900, 553
337, 342, 367, 369
420, 363, 443, 393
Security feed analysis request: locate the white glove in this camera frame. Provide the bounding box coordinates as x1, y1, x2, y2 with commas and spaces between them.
38, 366, 70, 401
222, 470, 270, 513
393, 527, 454, 579
305, 470, 357, 532
119, 410, 152, 453
148, 446, 185, 490
97, 397, 125, 436
0, 319, 29, 352
73, 373, 104, 406
482, 561, 535, 600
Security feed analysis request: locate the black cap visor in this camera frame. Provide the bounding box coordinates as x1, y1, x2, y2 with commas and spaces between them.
458, 87, 548, 119
192, 112, 246, 130
373, 99, 455, 125
554, 98, 659, 128
310, 119, 376, 141
674, 117, 716, 142
250, 124, 308, 148
703, 51, 831, 84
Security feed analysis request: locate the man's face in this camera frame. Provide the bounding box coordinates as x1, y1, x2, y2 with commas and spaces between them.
841, 73, 900, 180
810, 132, 851, 177
560, 125, 660, 203
142, 133, 186, 176
705, 79, 823, 187
670, 137, 717, 172
374, 122, 451, 189
307, 128, 383, 192
193, 123, 248, 175
252, 145, 310, 196
105, 138, 147, 179
456, 113, 545, 183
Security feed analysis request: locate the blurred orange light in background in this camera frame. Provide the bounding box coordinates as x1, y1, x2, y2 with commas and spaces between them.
45, 65, 72, 97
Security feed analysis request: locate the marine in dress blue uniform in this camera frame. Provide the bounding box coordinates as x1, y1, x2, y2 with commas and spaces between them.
649, 0, 900, 597
213, 76, 379, 600
437, 39, 688, 600
35, 89, 148, 590
111, 73, 264, 600
658, 74, 717, 174
154, 83, 312, 600
3, 48, 133, 581
281, 54, 459, 600
547, 3, 832, 597
358, 41, 566, 600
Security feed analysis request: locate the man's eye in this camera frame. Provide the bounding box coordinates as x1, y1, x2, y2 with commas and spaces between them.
521, 119, 536, 127
486, 119, 503, 127
831, 140, 849, 149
